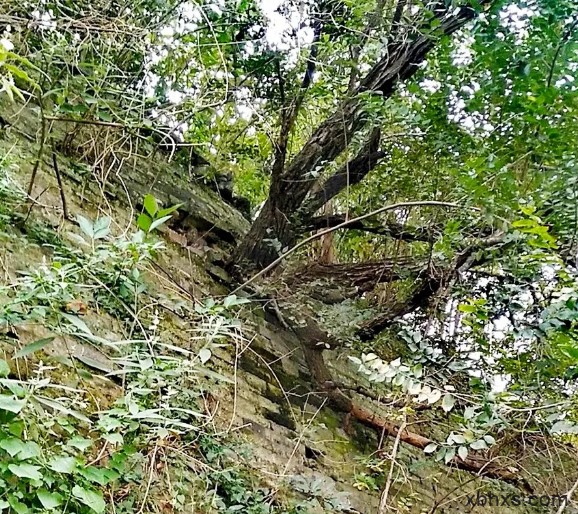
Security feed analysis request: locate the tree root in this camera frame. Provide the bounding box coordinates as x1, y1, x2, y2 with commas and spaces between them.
301, 345, 533, 493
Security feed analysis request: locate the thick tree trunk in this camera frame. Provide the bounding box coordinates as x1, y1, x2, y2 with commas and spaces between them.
231, 4, 487, 271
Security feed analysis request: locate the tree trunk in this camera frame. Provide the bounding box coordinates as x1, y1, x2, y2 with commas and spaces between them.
231, 4, 487, 271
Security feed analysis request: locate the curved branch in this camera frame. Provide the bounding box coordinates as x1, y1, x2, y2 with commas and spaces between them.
306, 214, 436, 242
232, 201, 469, 293
547, 16, 578, 88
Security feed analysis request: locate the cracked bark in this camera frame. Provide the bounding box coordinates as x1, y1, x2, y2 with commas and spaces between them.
232, 3, 490, 271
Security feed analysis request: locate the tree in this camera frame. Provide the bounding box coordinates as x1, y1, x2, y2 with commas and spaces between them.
5, 0, 578, 493
231, 1, 492, 270
214, 0, 578, 486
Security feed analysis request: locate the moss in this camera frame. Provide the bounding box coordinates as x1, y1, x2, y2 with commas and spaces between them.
347, 419, 379, 454
316, 409, 343, 431
263, 407, 297, 431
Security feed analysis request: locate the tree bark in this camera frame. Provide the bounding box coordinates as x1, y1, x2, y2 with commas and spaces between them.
293, 258, 427, 293
232, 3, 489, 271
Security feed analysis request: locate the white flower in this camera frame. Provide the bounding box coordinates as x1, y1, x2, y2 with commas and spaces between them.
0, 38, 14, 51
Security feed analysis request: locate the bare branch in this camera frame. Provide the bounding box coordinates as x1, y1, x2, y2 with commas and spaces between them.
299, 127, 385, 217
389, 0, 407, 38
357, 232, 506, 340
293, 258, 427, 293
306, 214, 436, 242
232, 201, 471, 292
271, 19, 323, 179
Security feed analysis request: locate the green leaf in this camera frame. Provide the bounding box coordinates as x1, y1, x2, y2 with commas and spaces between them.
14, 337, 54, 358
143, 194, 158, 217
450, 433, 466, 445
223, 294, 251, 308
61, 313, 92, 335
561, 345, 578, 361
92, 216, 111, 239
48, 456, 77, 474
67, 436, 93, 451
512, 218, 537, 229
8, 496, 28, 514
3, 64, 32, 84
427, 389, 442, 404
441, 393, 455, 413
34, 396, 91, 423
79, 466, 119, 485
97, 110, 112, 122
483, 435, 496, 445
458, 446, 468, 461
17, 441, 41, 460
0, 395, 25, 413
0, 359, 10, 377
149, 214, 173, 232
156, 203, 183, 218
72, 485, 106, 513
424, 442, 437, 454
103, 433, 123, 445
0, 437, 25, 457
444, 447, 456, 464
76, 215, 94, 238
0, 438, 40, 460
8, 463, 43, 481
2, 78, 14, 101
470, 439, 488, 450
37, 490, 63, 509
74, 354, 114, 373
137, 213, 152, 232
434, 446, 446, 462
198, 347, 212, 364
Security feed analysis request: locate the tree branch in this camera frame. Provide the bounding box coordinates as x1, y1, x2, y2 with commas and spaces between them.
232, 201, 469, 292
389, 0, 407, 38
358, 277, 441, 340
357, 232, 506, 340
306, 214, 435, 242
233, 1, 494, 269
271, 19, 323, 179
547, 16, 578, 88
293, 258, 427, 293
299, 127, 385, 217
292, 314, 532, 490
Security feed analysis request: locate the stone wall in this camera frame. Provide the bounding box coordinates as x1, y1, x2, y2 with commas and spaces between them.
1, 103, 577, 513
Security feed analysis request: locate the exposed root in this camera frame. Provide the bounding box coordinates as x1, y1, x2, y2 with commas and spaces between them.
301, 345, 533, 492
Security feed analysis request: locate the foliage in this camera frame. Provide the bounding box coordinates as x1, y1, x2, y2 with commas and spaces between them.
0, 181, 307, 512
2, 0, 578, 508
136, 194, 182, 235
0, 38, 39, 102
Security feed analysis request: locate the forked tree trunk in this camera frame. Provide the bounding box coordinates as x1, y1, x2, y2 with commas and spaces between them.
231, 3, 489, 272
